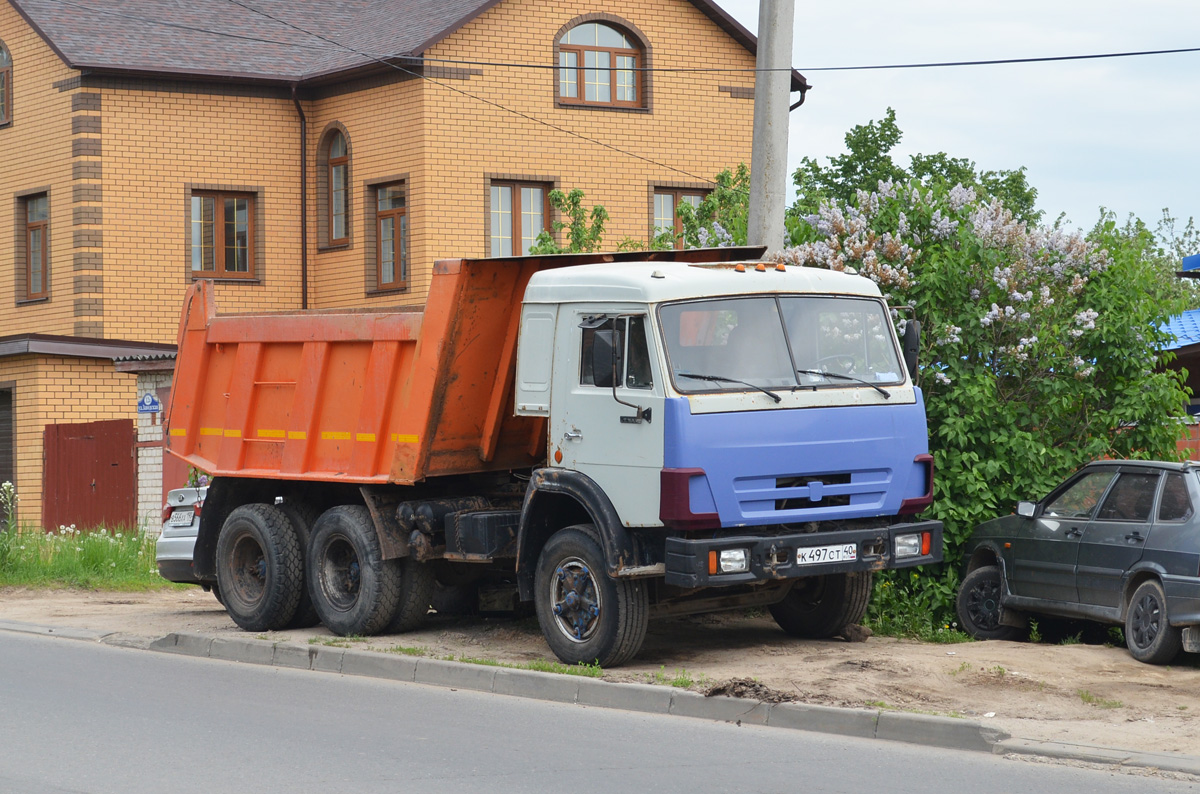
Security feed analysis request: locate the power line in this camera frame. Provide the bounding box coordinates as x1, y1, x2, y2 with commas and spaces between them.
795, 46, 1200, 72
222, 0, 727, 188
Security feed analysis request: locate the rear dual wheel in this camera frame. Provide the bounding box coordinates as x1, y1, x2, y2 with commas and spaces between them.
215, 504, 304, 632
307, 505, 433, 636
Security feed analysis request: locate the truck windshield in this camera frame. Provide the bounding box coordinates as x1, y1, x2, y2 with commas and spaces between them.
658, 295, 903, 395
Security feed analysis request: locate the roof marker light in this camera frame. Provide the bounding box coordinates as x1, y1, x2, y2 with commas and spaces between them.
734, 264, 746, 272
776, 263, 787, 272
755, 263, 767, 272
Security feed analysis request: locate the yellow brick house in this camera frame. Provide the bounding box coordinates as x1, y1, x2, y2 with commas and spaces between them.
0, 0, 807, 528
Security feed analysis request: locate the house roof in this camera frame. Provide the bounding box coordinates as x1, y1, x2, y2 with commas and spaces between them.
9, 0, 808, 89
1163, 309, 1200, 351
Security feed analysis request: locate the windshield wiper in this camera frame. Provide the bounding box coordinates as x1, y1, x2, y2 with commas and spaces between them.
676, 372, 782, 403
794, 369, 891, 399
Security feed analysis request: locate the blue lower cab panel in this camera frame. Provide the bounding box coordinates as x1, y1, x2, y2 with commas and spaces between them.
663, 395, 931, 527
663, 520, 943, 588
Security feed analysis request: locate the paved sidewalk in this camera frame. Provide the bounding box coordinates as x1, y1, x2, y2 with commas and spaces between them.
3, 617, 1198, 776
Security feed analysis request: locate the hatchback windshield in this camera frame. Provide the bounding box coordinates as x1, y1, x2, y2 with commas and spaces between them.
658, 295, 903, 394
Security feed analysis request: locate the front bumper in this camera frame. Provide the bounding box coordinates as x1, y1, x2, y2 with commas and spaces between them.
664, 520, 943, 588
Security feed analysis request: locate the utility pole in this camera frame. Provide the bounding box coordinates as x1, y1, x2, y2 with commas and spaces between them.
747, 0, 795, 250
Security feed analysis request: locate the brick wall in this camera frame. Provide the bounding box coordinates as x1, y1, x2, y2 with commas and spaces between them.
135, 370, 174, 532
0, 354, 138, 525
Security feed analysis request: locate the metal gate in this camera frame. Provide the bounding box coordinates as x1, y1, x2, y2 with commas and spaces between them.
43, 419, 136, 531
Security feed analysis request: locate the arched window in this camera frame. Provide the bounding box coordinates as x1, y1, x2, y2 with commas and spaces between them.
557, 22, 643, 108
0, 41, 12, 126
328, 130, 348, 243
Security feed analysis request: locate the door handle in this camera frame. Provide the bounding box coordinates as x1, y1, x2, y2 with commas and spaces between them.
563, 431, 582, 441
1065, 527, 1082, 538
1125, 532, 1144, 542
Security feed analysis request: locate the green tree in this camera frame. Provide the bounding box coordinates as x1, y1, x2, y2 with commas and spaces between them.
775, 180, 1192, 632
791, 107, 1041, 225
529, 188, 609, 254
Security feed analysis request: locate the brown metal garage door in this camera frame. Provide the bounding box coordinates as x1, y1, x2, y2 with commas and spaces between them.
43, 419, 136, 531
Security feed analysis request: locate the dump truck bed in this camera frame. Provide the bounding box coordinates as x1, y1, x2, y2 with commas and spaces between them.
165, 248, 764, 484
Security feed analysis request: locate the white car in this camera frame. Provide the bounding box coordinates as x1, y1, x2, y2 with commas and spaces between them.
157, 486, 207, 585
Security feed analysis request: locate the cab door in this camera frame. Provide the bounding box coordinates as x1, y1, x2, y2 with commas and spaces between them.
1009, 469, 1116, 603
549, 308, 665, 526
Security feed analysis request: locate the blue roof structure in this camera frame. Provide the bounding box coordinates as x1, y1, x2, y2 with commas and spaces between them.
1164, 308, 1200, 350
1183, 254, 1200, 272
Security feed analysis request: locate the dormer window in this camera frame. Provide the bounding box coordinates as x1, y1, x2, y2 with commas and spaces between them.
557, 22, 643, 108
0, 41, 12, 126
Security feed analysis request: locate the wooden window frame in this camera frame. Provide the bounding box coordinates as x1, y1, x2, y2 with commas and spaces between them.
557, 24, 643, 109
375, 183, 408, 292
190, 191, 256, 280
0, 41, 11, 127
654, 188, 709, 249
328, 131, 349, 246
24, 194, 48, 300
489, 181, 550, 257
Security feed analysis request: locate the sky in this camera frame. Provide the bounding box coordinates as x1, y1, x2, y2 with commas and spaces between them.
718, 0, 1200, 239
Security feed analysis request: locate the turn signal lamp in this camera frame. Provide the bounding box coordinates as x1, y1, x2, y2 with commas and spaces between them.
708, 549, 749, 574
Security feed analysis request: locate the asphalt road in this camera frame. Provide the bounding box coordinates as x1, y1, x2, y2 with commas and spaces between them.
0, 632, 1195, 794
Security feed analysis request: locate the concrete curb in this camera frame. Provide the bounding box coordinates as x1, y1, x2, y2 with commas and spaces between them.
145, 631, 1005, 754
8, 622, 1198, 775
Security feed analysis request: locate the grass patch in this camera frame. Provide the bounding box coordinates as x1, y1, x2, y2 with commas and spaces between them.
1078, 689, 1122, 709
452, 655, 603, 678
645, 665, 703, 688
948, 661, 972, 676
0, 522, 171, 591
384, 645, 428, 657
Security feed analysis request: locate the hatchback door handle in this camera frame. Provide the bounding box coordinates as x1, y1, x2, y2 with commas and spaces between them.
1065, 527, 1083, 538
1125, 532, 1144, 542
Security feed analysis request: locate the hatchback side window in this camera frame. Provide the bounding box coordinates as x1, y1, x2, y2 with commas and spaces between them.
1158, 473, 1194, 523
1044, 471, 1116, 518
1095, 473, 1159, 522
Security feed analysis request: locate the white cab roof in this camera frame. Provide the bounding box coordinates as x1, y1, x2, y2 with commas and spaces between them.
523, 260, 883, 305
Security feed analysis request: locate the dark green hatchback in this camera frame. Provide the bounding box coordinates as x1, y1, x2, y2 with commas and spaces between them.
957, 460, 1200, 664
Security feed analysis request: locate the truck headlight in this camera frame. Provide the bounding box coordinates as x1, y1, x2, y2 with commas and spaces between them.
895, 534, 921, 558
718, 548, 749, 573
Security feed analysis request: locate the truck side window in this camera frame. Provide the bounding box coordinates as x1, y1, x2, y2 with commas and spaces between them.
625, 316, 653, 389
580, 316, 652, 389
581, 318, 623, 386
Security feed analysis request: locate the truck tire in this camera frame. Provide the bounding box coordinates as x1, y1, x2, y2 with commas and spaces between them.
276, 500, 321, 629
534, 524, 648, 667
956, 565, 1025, 641
385, 557, 436, 633
215, 504, 304, 632
1126, 579, 1182, 664
308, 505, 401, 636
769, 571, 873, 640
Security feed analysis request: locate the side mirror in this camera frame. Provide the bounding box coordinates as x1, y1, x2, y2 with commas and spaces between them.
591, 329, 622, 389
1016, 501, 1036, 518
902, 319, 920, 382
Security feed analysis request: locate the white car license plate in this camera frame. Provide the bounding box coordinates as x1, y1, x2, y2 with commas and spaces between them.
167, 509, 194, 527
796, 543, 857, 565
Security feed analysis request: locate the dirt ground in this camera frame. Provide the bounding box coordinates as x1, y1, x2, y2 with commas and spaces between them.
3, 586, 1199, 757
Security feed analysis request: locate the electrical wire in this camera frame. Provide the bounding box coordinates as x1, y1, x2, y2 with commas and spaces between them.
222, 0, 728, 187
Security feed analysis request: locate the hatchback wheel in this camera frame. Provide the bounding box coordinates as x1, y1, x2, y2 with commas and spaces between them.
1125, 580, 1181, 664
956, 565, 1024, 641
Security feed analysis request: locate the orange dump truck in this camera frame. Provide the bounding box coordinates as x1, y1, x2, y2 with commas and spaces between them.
167, 248, 941, 666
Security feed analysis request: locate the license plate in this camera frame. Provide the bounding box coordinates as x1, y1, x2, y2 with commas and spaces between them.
167, 509, 195, 527
796, 543, 857, 565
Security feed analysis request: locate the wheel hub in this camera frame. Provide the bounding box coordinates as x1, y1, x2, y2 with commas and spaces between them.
550, 560, 601, 643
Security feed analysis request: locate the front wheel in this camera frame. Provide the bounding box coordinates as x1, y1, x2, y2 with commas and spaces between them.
1126, 580, 1181, 664
956, 565, 1024, 641
534, 525, 648, 667
307, 506, 401, 636
769, 571, 873, 639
